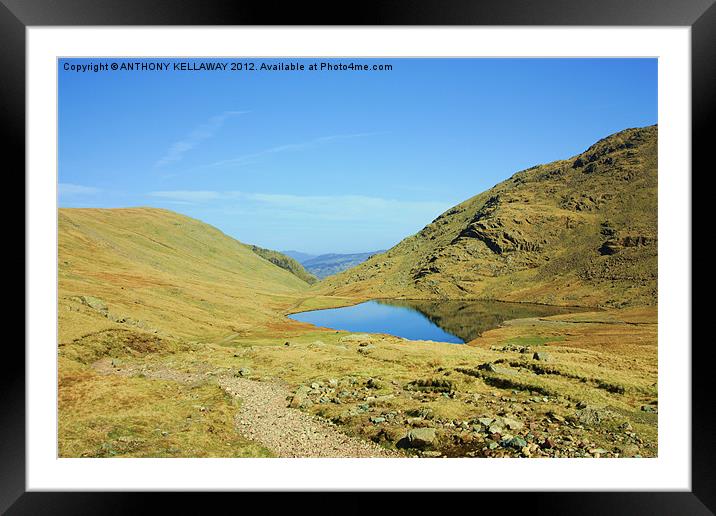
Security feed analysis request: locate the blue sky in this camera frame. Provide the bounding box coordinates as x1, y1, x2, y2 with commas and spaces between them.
59, 58, 657, 254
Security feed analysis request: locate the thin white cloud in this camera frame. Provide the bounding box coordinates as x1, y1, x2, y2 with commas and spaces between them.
148, 189, 451, 223
58, 183, 101, 196
150, 190, 222, 202
206, 132, 387, 168
154, 110, 248, 168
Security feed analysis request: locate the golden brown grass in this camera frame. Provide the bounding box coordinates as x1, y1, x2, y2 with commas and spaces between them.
58, 207, 657, 458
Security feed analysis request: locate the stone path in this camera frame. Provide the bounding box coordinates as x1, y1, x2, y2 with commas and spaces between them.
219, 376, 394, 458
93, 358, 393, 458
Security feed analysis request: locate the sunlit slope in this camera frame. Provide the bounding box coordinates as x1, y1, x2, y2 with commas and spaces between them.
58, 208, 310, 342
249, 245, 318, 284
319, 125, 657, 308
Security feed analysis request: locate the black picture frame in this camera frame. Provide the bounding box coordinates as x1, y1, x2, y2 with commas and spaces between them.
5, 1, 710, 513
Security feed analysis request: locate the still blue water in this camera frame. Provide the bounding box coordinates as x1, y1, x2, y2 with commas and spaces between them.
288, 299, 580, 344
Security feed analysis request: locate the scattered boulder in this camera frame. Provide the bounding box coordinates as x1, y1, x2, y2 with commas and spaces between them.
620, 444, 641, 457
503, 436, 528, 449
407, 427, 437, 449
574, 406, 612, 427
501, 416, 525, 431
533, 352, 551, 362
288, 385, 312, 409
479, 362, 500, 373
366, 378, 384, 389
79, 295, 108, 314
407, 407, 434, 420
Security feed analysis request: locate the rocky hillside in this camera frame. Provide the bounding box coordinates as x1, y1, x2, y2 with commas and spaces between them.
319, 125, 657, 308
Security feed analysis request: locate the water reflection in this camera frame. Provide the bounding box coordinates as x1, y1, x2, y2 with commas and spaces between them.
289, 299, 583, 344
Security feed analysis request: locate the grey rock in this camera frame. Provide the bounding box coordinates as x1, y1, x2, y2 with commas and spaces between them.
79, 295, 108, 314
366, 378, 383, 389
504, 436, 528, 449
288, 385, 312, 409
501, 416, 524, 431
478, 362, 500, 373
407, 427, 437, 449
533, 352, 551, 361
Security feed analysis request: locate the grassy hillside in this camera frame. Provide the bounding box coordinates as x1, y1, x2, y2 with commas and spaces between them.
58, 207, 315, 457
249, 245, 318, 284
59, 207, 310, 343
319, 125, 657, 308
302, 251, 386, 279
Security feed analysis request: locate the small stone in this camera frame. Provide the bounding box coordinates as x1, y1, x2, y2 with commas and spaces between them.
542, 438, 555, 449
489, 423, 505, 435
478, 362, 499, 373
239, 368, 251, 377
505, 436, 528, 449
502, 417, 524, 431
621, 444, 640, 457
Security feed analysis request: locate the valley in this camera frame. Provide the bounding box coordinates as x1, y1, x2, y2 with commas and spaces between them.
58, 126, 658, 459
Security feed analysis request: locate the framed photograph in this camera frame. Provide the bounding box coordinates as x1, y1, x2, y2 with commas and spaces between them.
8, 0, 710, 513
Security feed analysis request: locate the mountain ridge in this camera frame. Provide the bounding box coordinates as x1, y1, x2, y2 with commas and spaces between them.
317, 125, 657, 308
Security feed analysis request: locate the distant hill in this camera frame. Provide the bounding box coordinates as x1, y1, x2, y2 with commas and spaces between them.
249, 246, 318, 284
282, 250, 318, 263
300, 251, 386, 279
319, 125, 657, 308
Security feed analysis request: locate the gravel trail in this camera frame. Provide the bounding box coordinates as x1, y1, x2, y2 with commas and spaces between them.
93, 358, 392, 458
219, 376, 394, 458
